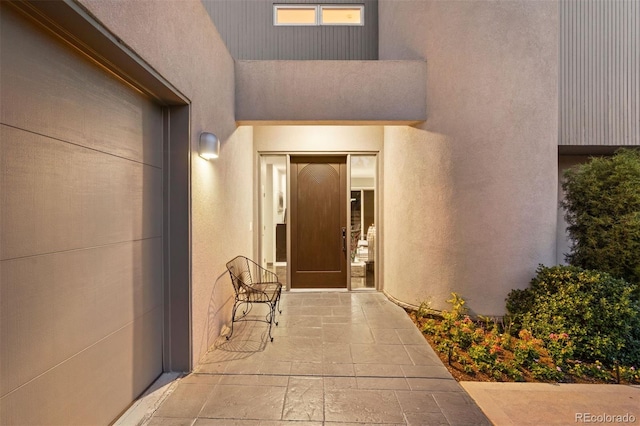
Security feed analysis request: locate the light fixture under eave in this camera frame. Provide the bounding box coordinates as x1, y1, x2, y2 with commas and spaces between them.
199, 132, 220, 160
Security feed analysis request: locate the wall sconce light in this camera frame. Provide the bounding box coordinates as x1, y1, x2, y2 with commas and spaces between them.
199, 132, 220, 160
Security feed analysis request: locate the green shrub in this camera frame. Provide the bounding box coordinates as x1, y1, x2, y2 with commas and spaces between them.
561, 148, 640, 288
506, 265, 640, 365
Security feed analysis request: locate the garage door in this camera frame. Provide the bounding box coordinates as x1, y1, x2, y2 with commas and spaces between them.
0, 5, 164, 425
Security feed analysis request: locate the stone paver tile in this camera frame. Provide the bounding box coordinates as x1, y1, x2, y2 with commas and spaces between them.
259, 361, 292, 375
271, 327, 289, 337
323, 377, 357, 390
322, 333, 374, 344
280, 293, 302, 300
265, 339, 323, 363
354, 363, 404, 378
323, 363, 355, 377
280, 316, 321, 328
350, 344, 413, 365
407, 378, 462, 392
394, 390, 441, 413
401, 365, 453, 379
404, 412, 450, 425
324, 423, 405, 426
260, 422, 323, 426
433, 392, 491, 425
180, 374, 221, 385
195, 361, 226, 374
286, 306, 334, 316
324, 323, 372, 334
362, 305, 408, 318
443, 410, 491, 426
302, 295, 342, 306
324, 389, 404, 423
322, 315, 366, 324
282, 377, 324, 421
395, 328, 429, 345
289, 376, 324, 388
371, 329, 402, 344
356, 377, 409, 390
147, 418, 196, 426
290, 362, 323, 376
322, 343, 352, 364
273, 336, 325, 349
322, 325, 375, 344
287, 327, 323, 339
218, 374, 289, 387
195, 420, 260, 426
199, 384, 286, 420
154, 384, 214, 418
223, 359, 264, 375
432, 391, 475, 406
404, 345, 443, 366
330, 306, 366, 316
366, 317, 415, 329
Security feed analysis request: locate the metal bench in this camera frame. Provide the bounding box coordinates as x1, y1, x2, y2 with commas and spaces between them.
225, 256, 283, 342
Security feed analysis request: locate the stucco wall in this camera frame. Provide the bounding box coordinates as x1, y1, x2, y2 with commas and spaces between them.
380, 1, 559, 315
79, 0, 253, 367
236, 60, 426, 124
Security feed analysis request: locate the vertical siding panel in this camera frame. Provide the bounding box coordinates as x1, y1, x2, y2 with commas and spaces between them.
631, 0, 637, 145
560, 0, 565, 145
202, 0, 378, 60
558, 2, 571, 145
560, 0, 639, 147
596, 0, 602, 144
613, 0, 617, 143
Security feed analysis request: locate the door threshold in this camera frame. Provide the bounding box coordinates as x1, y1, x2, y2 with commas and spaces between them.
287, 288, 349, 292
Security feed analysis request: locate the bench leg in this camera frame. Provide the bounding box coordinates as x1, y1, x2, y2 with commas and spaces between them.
266, 301, 275, 342
226, 300, 241, 340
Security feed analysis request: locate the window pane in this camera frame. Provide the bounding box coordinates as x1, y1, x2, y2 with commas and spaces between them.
260, 155, 288, 286
350, 155, 376, 290
321, 7, 363, 25
275, 7, 317, 25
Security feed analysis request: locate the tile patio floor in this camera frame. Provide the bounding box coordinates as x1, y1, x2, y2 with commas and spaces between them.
145, 292, 491, 425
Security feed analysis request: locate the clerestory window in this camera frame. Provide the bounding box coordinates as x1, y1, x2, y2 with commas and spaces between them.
274, 4, 364, 26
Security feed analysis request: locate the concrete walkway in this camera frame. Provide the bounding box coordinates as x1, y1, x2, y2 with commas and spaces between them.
143, 292, 490, 425
462, 382, 639, 426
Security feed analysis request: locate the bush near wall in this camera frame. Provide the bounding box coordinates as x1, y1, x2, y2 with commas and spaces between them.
506, 265, 640, 366
561, 148, 640, 289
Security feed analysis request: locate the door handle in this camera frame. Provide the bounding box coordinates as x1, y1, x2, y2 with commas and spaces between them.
342, 227, 347, 252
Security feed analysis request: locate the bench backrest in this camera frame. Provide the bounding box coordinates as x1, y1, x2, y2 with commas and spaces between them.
226, 256, 254, 295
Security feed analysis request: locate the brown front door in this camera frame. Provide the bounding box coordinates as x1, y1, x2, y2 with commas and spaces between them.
290, 156, 347, 288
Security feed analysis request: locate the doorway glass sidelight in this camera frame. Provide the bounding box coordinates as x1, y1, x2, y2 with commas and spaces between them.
260, 155, 288, 286
350, 155, 376, 290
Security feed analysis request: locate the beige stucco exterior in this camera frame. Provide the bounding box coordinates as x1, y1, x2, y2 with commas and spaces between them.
236, 60, 426, 124
379, 0, 559, 315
